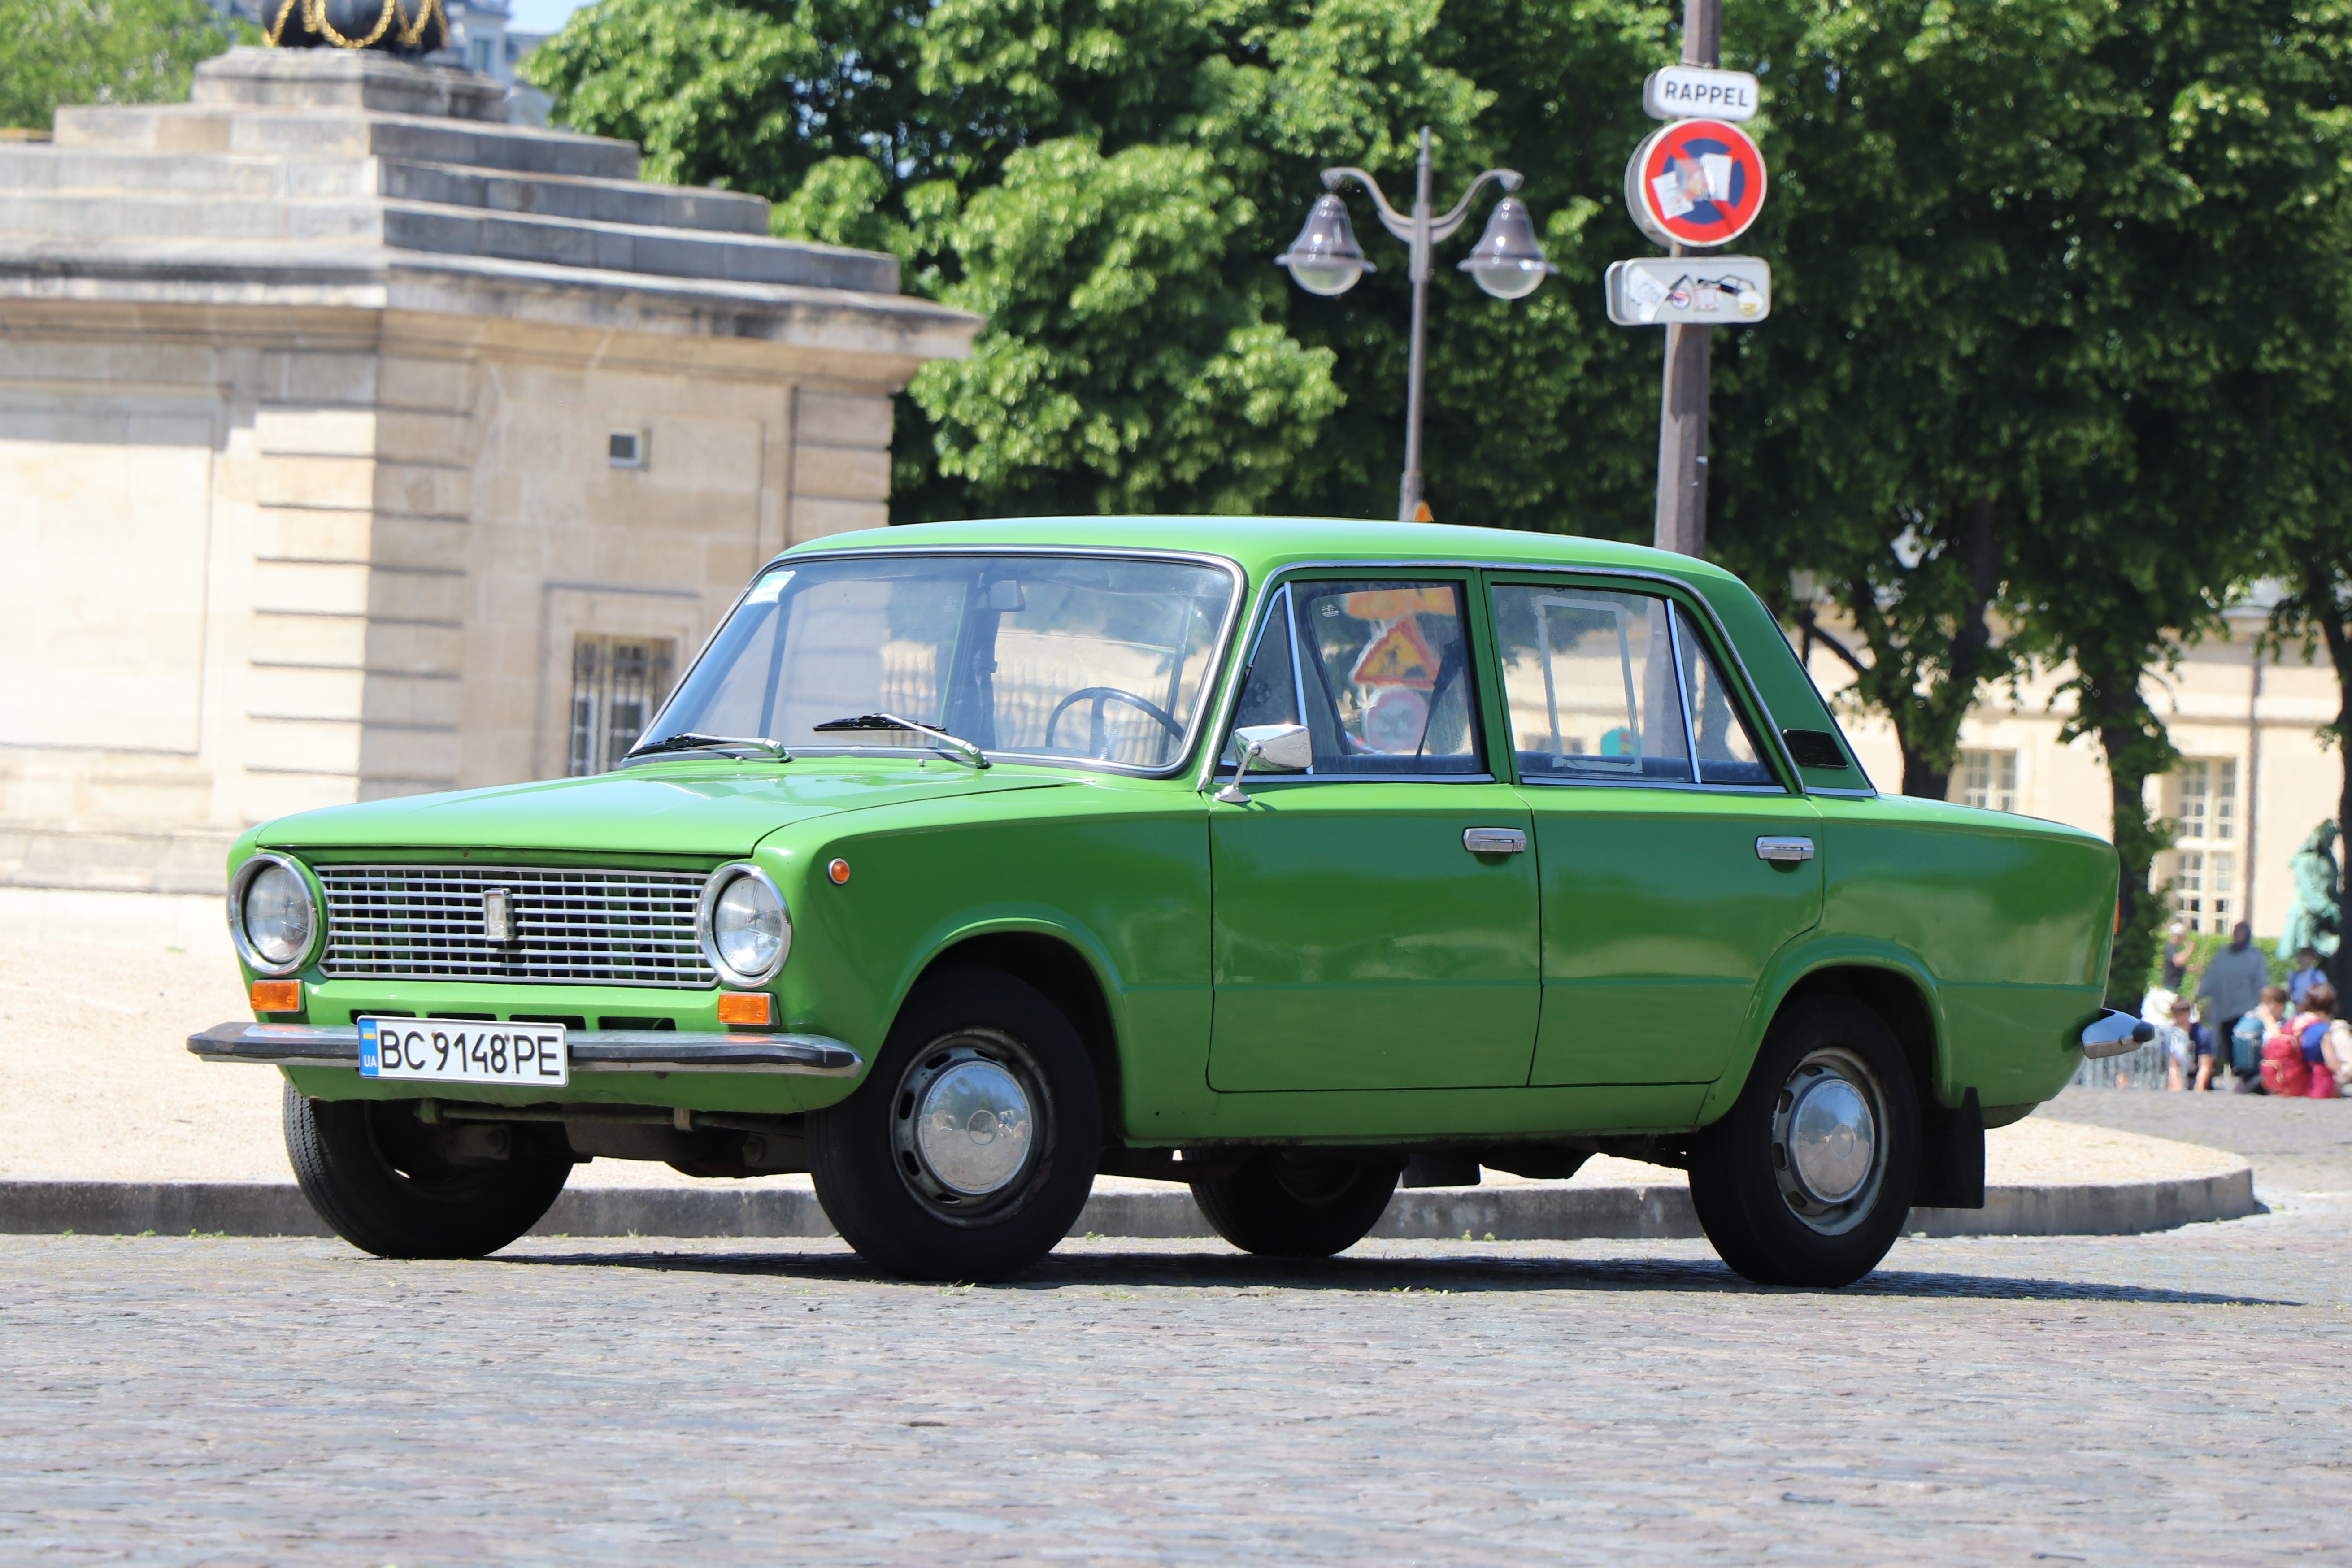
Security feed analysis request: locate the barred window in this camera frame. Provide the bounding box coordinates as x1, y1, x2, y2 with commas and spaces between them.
569, 635, 676, 776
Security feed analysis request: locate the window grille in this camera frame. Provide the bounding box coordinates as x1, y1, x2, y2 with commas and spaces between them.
568, 635, 675, 776
1953, 749, 2019, 813
2168, 758, 2242, 932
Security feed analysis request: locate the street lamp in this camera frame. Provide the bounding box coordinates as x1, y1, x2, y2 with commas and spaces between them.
1275, 126, 1557, 523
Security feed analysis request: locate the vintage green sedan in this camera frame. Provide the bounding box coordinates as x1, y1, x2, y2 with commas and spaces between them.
193, 518, 2136, 1286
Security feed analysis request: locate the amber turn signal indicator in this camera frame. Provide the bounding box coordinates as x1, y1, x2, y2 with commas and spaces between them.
717, 991, 774, 1027
827, 859, 851, 885
249, 979, 301, 1014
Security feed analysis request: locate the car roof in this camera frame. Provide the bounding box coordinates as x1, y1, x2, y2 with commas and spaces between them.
777, 515, 1744, 590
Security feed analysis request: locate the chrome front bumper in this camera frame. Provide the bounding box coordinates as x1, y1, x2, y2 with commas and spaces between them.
188, 1022, 863, 1077
2078, 1009, 2157, 1060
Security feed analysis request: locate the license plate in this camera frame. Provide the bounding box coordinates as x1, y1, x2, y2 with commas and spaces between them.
358, 1018, 569, 1087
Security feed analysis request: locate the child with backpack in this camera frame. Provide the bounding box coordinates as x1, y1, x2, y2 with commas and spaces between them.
2263, 983, 2344, 1099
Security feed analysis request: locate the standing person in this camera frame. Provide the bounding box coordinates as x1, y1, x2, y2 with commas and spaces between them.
2231, 986, 2290, 1093
2161, 922, 2197, 991
2289, 947, 2327, 1008
2161, 997, 2213, 1092
2195, 921, 2270, 1087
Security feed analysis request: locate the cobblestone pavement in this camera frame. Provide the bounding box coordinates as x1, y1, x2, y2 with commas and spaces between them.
6, 1186, 2351, 1565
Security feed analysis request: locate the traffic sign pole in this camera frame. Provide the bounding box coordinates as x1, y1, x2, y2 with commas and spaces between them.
1654, 0, 1721, 560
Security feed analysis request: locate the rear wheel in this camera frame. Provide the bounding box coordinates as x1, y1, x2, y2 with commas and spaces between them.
808, 968, 1100, 1282
1687, 997, 1919, 1287
282, 1083, 573, 1260
1190, 1153, 1400, 1258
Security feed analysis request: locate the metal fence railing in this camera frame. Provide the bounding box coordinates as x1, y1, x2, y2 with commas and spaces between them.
2070, 1040, 2173, 1090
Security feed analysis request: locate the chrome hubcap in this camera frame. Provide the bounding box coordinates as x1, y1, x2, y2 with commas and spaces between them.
915, 1059, 1032, 1194
1786, 1075, 1874, 1204
1770, 1048, 1887, 1235
890, 1030, 1047, 1222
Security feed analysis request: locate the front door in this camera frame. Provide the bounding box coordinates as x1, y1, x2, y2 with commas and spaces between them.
1488, 579, 1823, 1085
1208, 576, 1540, 1092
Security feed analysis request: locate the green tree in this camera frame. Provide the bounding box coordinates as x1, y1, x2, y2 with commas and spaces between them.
0, 0, 251, 130
2004, 0, 2352, 996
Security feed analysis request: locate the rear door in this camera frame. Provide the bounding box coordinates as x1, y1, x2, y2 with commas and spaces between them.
1489, 577, 1823, 1085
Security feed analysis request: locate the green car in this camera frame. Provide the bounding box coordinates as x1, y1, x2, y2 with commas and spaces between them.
193, 517, 2134, 1286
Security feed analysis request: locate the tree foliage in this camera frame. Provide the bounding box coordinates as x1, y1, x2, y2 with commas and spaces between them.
0, 0, 251, 130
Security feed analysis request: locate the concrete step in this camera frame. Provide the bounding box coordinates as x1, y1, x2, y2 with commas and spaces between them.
380, 161, 768, 236
0, 192, 894, 292
54, 105, 639, 181
0, 147, 373, 200
376, 202, 891, 290
0, 148, 767, 236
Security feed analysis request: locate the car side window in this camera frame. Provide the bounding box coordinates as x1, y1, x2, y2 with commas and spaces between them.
1228, 586, 1303, 734
1675, 604, 1773, 786
1491, 585, 1692, 784
1223, 579, 1483, 777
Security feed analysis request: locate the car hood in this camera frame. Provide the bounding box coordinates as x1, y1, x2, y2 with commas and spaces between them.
254, 762, 1072, 858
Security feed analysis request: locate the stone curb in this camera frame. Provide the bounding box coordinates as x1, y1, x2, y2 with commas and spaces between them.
0, 1166, 2258, 1242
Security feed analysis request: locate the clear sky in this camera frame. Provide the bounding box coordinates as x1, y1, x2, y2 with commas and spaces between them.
509, 0, 592, 34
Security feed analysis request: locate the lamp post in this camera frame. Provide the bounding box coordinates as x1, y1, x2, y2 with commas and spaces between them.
1275, 126, 1556, 524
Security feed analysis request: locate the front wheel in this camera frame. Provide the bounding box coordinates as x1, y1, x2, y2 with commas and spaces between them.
283, 1084, 573, 1259
808, 968, 1100, 1282
1190, 1153, 1400, 1258
1687, 997, 1920, 1287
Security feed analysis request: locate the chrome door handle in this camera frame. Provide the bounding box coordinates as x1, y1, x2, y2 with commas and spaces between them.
1463, 828, 1527, 855
1756, 836, 1815, 863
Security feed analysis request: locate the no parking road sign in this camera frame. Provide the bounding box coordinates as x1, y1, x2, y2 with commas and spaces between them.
1624, 117, 1767, 250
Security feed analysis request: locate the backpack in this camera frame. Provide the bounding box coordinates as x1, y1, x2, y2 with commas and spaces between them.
2262, 1028, 2310, 1096
2230, 1012, 2267, 1077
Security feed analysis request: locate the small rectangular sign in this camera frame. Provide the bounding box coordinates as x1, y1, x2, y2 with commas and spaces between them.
359, 1016, 570, 1086
1606, 257, 1773, 326
1643, 65, 1762, 122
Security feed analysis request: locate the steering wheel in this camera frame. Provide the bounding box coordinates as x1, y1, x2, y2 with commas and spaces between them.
1044, 686, 1185, 759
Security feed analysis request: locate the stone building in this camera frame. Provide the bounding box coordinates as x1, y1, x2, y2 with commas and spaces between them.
0, 48, 979, 894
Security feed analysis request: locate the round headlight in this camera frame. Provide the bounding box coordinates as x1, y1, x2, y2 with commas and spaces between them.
702, 865, 790, 984
230, 854, 317, 975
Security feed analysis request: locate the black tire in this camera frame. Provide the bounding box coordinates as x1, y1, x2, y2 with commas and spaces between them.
808, 968, 1100, 1282
1687, 996, 1920, 1287
1190, 1153, 1400, 1258
282, 1083, 573, 1260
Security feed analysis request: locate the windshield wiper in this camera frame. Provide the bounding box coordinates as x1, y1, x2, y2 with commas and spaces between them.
624, 732, 791, 762
812, 712, 990, 769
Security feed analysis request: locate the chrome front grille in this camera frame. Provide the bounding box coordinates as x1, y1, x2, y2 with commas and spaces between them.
317, 865, 714, 988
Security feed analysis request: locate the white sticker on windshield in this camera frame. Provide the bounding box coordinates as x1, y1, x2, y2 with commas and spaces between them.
743, 571, 793, 606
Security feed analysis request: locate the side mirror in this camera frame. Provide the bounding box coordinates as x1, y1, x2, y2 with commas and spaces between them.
1236, 723, 1312, 772
1215, 723, 1312, 804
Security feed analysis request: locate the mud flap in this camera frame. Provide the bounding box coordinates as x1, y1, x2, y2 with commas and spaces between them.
1913, 1086, 1986, 1209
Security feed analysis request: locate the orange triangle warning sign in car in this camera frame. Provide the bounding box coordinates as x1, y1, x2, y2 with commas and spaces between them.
1350, 617, 1442, 689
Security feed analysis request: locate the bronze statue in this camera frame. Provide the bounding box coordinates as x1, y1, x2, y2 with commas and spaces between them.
2279, 819, 2342, 960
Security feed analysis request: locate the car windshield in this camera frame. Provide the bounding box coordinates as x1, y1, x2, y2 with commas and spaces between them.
640, 553, 1238, 771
